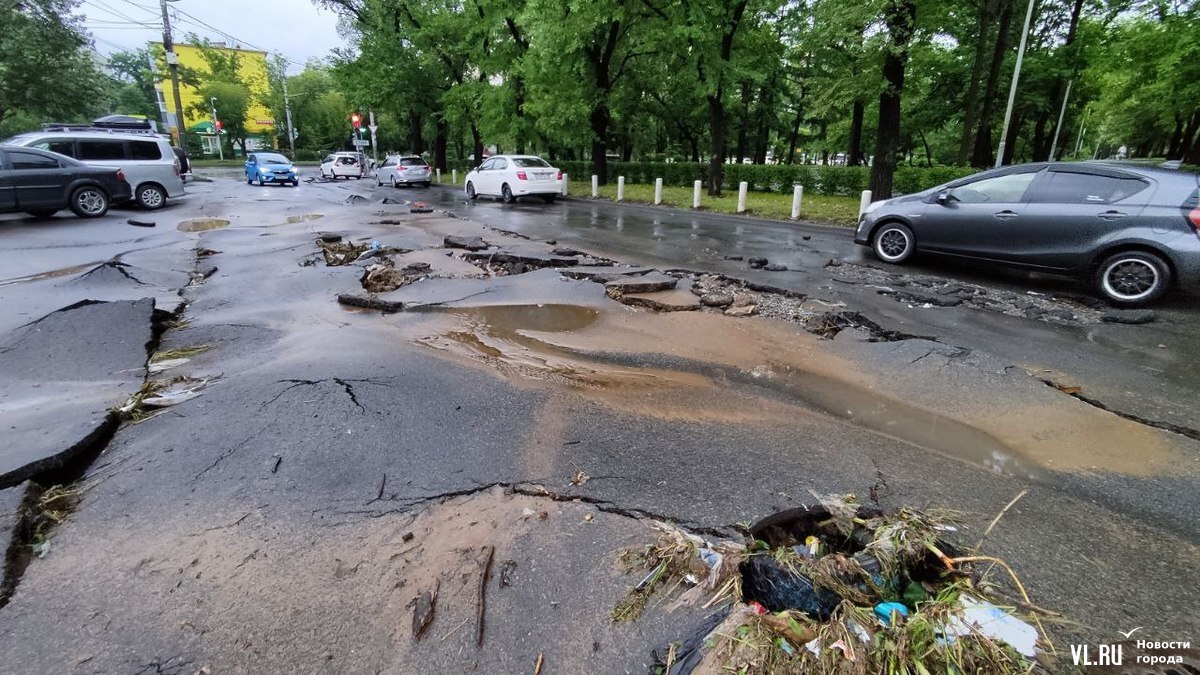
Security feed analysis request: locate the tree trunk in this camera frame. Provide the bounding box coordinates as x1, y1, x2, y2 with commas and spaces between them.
471, 124, 483, 167
1183, 112, 1200, 164
1031, 112, 1049, 161
1167, 112, 1185, 159
690, 136, 700, 163
970, 0, 1014, 168
735, 82, 751, 163
707, 94, 726, 195
869, 0, 916, 200
590, 103, 610, 185
409, 110, 424, 155
920, 130, 933, 167
848, 98, 866, 165
786, 104, 802, 164
1002, 113, 1022, 164
957, 0, 992, 165
434, 116, 448, 171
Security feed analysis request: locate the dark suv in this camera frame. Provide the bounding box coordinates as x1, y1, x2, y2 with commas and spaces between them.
0, 146, 131, 218
855, 162, 1200, 306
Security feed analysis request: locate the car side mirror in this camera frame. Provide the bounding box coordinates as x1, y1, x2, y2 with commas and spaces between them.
935, 190, 953, 205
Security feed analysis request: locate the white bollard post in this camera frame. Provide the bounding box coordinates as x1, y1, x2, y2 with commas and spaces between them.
654, 177, 663, 205
617, 176, 625, 202
436, 168, 442, 183
858, 190, 873, 219
693, 180, 702, 209
451, 169, 457, 185
791, 184, 803, 219
737, 181, 748, 213
561, 172, 569, 196
591, 175, 599, 198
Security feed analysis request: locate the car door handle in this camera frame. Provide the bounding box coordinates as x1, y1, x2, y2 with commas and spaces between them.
1098, 210, 1126, 220
994, 210, 1019, 220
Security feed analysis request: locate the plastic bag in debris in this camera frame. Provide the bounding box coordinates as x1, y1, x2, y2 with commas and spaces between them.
943, 596, 1038, 658
739, 555, 843, 619
649, 606, 735, 675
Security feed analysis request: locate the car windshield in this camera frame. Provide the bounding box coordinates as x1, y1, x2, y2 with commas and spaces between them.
257, 153, 290, 164
512, 157, 551, 168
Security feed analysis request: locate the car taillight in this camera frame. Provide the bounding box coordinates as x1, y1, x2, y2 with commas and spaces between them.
556, 171, 563, 180
516, 171, 528, 180
1189, 206, 1200, 234
116, 169, 126, 182
399, 166, 408, 171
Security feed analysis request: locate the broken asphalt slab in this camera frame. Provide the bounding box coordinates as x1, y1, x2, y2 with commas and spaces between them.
0, 298, 155, 486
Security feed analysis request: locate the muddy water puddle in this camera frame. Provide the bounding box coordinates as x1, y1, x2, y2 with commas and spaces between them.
177, 218, 231, 232
409, 303, 1195, 480
285, 214, 324, 224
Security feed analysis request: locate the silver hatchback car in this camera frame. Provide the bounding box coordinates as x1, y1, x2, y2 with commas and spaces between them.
855, 162, 1200, 306
375, 155, 432, 188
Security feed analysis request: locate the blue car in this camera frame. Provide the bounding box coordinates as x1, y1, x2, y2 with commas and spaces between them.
245, 152, 298, 186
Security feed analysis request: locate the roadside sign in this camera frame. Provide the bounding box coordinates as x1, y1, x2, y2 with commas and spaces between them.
352, 139, 370, 147
368, 124, 378, 134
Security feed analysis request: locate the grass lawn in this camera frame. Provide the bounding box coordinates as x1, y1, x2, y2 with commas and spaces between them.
565, 180, 860, 227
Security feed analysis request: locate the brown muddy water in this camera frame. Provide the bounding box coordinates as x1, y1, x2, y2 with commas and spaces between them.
406, 303, 1198, 481
177, 218, 231, 232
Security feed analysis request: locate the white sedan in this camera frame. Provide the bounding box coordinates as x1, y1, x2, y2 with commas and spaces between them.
320, 152, 366, 179
464, 154, 563, 203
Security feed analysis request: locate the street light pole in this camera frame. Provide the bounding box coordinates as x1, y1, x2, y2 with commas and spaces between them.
210, 97, 224, 161
1047, 79, 1073, 162
994, 0, 1036, 168
282, 74, 296, 158
159, 0, 187, 152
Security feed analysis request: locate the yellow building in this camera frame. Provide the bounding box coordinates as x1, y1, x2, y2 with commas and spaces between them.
151, 42, 276, 154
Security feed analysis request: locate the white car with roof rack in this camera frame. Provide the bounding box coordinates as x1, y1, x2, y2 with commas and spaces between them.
3, 116, 184, 210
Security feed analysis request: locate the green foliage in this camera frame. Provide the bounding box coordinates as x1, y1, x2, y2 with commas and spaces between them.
0, 0, 110, 126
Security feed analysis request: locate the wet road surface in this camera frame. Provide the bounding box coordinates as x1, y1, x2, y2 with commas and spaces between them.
0, 175, 1196, 672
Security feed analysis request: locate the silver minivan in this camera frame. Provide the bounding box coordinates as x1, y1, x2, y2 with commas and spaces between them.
4, 128, 184, 210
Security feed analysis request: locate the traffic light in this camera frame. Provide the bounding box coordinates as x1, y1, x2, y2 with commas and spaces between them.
351, 113, 361, 129
215, 120, 223, 132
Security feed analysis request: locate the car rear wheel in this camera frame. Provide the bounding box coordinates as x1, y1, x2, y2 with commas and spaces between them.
26, 209, 57, 219
465, 182, 477, 200
137, 183, 167, 210
872, 222, 915, 264
422, 181, 431, 188
69, 186, 109, 218
501, 184, 515, 204
541, 194, 557, 204
1096, 251, 1171, 306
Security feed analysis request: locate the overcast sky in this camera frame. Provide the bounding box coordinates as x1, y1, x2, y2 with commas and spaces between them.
81, 0, 346, 72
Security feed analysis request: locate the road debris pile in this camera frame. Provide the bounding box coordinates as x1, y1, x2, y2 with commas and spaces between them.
829, 261, 1106, 325
360, 260, 432, 293
616, 495, 1046, 674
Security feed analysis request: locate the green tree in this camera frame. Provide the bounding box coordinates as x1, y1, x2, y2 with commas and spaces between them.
0, 0, 109, 129
105, 49, 159, 119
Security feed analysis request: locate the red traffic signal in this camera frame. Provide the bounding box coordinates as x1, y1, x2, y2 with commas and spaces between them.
215, 120, 223, 131
351, 113, 362, 128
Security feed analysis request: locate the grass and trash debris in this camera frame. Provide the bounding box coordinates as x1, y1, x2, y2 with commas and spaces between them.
614, 493, 1054, 674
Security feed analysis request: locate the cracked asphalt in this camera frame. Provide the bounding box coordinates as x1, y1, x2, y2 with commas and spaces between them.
0, 175, 1197, 673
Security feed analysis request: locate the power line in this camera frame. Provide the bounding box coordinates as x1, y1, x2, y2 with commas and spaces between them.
82, 0, 155, 25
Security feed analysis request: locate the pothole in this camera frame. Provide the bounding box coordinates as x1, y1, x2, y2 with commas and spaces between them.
177, 218, 231, 232
619, 496, 1045, 674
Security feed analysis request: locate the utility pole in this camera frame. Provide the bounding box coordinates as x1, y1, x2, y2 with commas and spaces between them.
282, 72, 296, 157
1047, 79, 1073, 162
368, 110, 378, 165
995, 0, 1036, 168
159, 0, 187, 152
211, 97, 224, 160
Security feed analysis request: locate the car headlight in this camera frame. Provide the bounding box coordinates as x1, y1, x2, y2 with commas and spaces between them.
863, 199, 890, 215
259, 167, 270, 173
